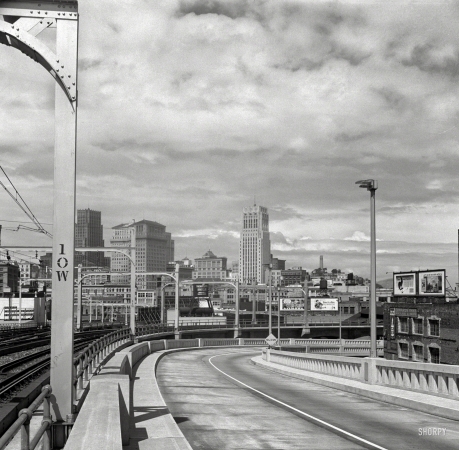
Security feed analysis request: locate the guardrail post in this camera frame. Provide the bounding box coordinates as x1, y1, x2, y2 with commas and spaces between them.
84, 353, 89, 381
42, 386, 52, 450
365, 358, 378, 384
164, 339, 168, 350
88, 347, 94, 375
239, 338, 243, 346
198, 339, 203, 348
19, 408, 32, 449
78, 358, 84, 391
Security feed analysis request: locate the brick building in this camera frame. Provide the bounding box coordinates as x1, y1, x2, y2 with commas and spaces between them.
383, 299, 459, 365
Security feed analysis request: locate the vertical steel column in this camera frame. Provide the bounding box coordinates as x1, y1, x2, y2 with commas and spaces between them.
76, 265, 82, 331
339, 299, 342, 341
252, 285, 257, 324
370, 188, 377, 358
356, 179, 378, 358
233, 281, 239, 338
50, 16, 78, 424
130, 227, 136, 336
174, 263, 180, 339
161, 284, 165, 325
19, 280, 22, 325
303, 287, 309, 330
268, 269, 272, 336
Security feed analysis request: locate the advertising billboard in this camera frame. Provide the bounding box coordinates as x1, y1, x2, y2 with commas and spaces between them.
393, 272, 416, 296
193, 284, 209, 298
418, 270, 445, 296
280, 298, 304, 311
310, 298, 338, 311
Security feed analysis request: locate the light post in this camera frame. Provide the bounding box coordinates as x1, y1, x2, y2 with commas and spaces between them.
356, 179, 378, 358
339, 297, 342, 341
268, 269, 272, 336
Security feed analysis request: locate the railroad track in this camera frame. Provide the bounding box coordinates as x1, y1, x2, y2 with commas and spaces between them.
0, 331, 117, 402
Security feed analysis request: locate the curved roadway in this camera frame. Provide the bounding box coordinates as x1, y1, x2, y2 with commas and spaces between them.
156, 348, 459, 449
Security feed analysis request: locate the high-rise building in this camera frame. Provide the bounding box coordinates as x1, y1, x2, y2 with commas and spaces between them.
110, 220, 174, 289
239, 205, 271, 284
75, 209, 108, 269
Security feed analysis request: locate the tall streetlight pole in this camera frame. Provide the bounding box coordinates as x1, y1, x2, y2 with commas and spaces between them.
130, 227, 137, 338
356, 179, 378, 358
174, 263, 180, 339
268, 268, 272, 336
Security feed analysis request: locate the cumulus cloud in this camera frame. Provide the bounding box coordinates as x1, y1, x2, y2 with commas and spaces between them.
1, 1, 459, 284
345, 231, 371, 242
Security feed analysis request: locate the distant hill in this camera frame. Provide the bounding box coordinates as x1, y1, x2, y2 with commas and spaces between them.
377, 278, 393, 289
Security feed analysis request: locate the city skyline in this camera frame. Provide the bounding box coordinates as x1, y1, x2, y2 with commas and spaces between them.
1, 1, 459, 286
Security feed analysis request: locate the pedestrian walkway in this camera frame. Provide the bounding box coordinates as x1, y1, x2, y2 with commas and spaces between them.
125, 349, 192, 450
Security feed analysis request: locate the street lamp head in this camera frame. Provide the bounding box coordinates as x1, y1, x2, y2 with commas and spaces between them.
356, 179, 378, 191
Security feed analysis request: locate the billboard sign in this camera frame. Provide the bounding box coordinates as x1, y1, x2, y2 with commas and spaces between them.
418, 270, 445, 296
310, 298, 338, 311
193, 284, 209, 298
393, 272, 416, 296
280, 298, 304, 311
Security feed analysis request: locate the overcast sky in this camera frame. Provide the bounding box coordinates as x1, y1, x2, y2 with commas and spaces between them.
1, 0, 459, 286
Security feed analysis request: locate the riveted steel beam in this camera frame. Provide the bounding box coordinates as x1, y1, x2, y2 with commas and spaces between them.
0, 1, 78, 19
0, 0, 79, 433
0, 19, 76, 103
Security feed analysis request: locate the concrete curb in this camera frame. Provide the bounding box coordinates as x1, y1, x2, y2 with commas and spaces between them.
128, 347, 197, 450
251, 356, 459, 421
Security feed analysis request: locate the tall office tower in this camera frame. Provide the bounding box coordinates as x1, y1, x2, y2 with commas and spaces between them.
239, 205, 271, 285
75, 209, 107, 268
110, 220, 174, 289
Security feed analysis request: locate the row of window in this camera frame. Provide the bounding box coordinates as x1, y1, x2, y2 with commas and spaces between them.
397, 317, 440, 337
398, 341, 440, 363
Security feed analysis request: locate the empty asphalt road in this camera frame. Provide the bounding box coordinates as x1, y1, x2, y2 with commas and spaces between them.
156, 348, 459, 449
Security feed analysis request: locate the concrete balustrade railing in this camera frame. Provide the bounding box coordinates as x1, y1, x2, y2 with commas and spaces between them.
369, 358, 459, 398
265, 349, 366, 382
263, 348, 459, 400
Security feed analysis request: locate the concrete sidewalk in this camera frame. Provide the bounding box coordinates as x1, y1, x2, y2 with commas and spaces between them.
252, 355, 459, 421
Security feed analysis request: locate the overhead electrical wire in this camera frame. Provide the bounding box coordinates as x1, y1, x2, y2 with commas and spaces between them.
0, 165, 52, 237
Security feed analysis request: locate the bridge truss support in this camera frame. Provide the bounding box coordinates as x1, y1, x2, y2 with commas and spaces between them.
0, 0, 79, 442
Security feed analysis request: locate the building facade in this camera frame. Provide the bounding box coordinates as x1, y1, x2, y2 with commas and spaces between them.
193, 250, 227, 280
0, 262, 19, 296
110, 220, 174, 289
383, 299, 459, 365
239, 205, 271, 284
280, 267, 308, 287
75, 209, 109, 269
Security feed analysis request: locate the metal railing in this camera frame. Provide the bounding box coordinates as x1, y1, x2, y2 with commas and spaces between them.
73, 328, 131, 403
135, 318, 381, 336
0, 328, 132, 450
0, 385, 52, 450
